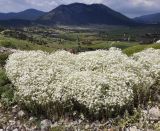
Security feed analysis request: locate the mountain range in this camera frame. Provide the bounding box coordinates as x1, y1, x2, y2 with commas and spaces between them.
134, 13, 160, 24
0, 9, 45, 21
0, 3, 159, 26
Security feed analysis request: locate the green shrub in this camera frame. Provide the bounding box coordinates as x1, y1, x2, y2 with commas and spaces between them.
0, 68, 10, 86
123, 43, 160, 56
0, 40, 17, 49
0, 53, 9, 67
51, 126, 65, 131
0, 68, 14, 106
0, 84, 14, 106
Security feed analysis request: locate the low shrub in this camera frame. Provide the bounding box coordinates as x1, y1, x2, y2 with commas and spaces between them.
0, 68, 10, 87
0, 53, 9, 67
0, 68, 14, 106
0, 40, 17, 49
133, 48, 160, 102
5, 48, 159, 119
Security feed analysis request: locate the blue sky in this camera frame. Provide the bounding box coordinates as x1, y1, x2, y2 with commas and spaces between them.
0, 0, 159, 18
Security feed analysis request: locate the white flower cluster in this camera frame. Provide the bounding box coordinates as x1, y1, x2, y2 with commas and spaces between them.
133, 48, 160, 85
5, 48, 156, 112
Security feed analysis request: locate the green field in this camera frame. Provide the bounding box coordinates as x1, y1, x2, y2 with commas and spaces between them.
123, 43, 160, 55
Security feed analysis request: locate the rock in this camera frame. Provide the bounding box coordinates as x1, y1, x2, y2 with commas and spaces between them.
0, 47, 16, 53
0, 129, 3, 131
129, 126, 138, 131
51, 122, 58, 128
149, 106, 160, 121
28, 116, 37, 125
40, 119, 52, 131
16, 121, 20, 127
20, 126, 26, 131
8, 120, 16, 125
85, 124, 90, 130
12, 105, 19, 114
17, 110, 25, 118
141, 110, 148, 121
30, 126, 39, 131
13, 129, 19, 131
29, 117, 34, 121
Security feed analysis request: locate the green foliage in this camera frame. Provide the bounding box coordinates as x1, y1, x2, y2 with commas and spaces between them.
0, 40, 17, 49
0, 53, 9, 67
0, 84, 14, 106
0, 68, 10, 86
0, 68, 14, 106
50, 126, 65, 131
0, 35, 55, 52
123, 43, 160, 56
117, 108, 141, 128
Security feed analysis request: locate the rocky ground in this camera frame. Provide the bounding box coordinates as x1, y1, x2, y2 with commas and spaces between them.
0, 102, 160, 131
0, 47, 17, 54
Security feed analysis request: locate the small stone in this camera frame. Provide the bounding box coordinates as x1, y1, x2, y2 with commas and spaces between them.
8, 120, 16, 125
51, 122, 58, 128
85, 124, 90, 130
0, 129, 3, 131
129, 126, 138, 131
28, 116, 37, 124
78, 119, 82, 124
29, 117, 34, 121
40, 119, 52, 131
13, 128, 19, 131
20, 126, 26, 131
31, 126, 39, 131
17, 110, 25, 118
149, 106, 160, 121
12, 105, 19, 114
16, 120, 21, 126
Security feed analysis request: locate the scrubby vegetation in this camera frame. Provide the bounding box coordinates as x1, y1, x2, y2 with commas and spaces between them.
0, 68, 14, 106
123, 43, 160, 56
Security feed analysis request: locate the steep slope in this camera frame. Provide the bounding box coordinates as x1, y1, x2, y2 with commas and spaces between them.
38, 3, 135, 26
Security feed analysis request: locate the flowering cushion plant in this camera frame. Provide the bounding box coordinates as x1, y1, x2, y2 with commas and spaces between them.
5, 48, 157, 115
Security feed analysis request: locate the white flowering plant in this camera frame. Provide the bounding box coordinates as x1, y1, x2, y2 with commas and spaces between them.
5, 48, 158, 118
133, 48, 160, 102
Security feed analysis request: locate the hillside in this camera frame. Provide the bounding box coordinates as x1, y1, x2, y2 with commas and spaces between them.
134, 13, 160, 24
38, 3, 135, 26
0, 9, 45, 20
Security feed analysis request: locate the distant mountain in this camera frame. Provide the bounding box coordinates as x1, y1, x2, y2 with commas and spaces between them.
0, 9, 45, 21
38, 3, 135, 26
134, 13, 160, 24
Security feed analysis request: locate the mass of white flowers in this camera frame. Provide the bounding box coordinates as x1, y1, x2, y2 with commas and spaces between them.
133, 48, 160, 87
5, 48, 157, 113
